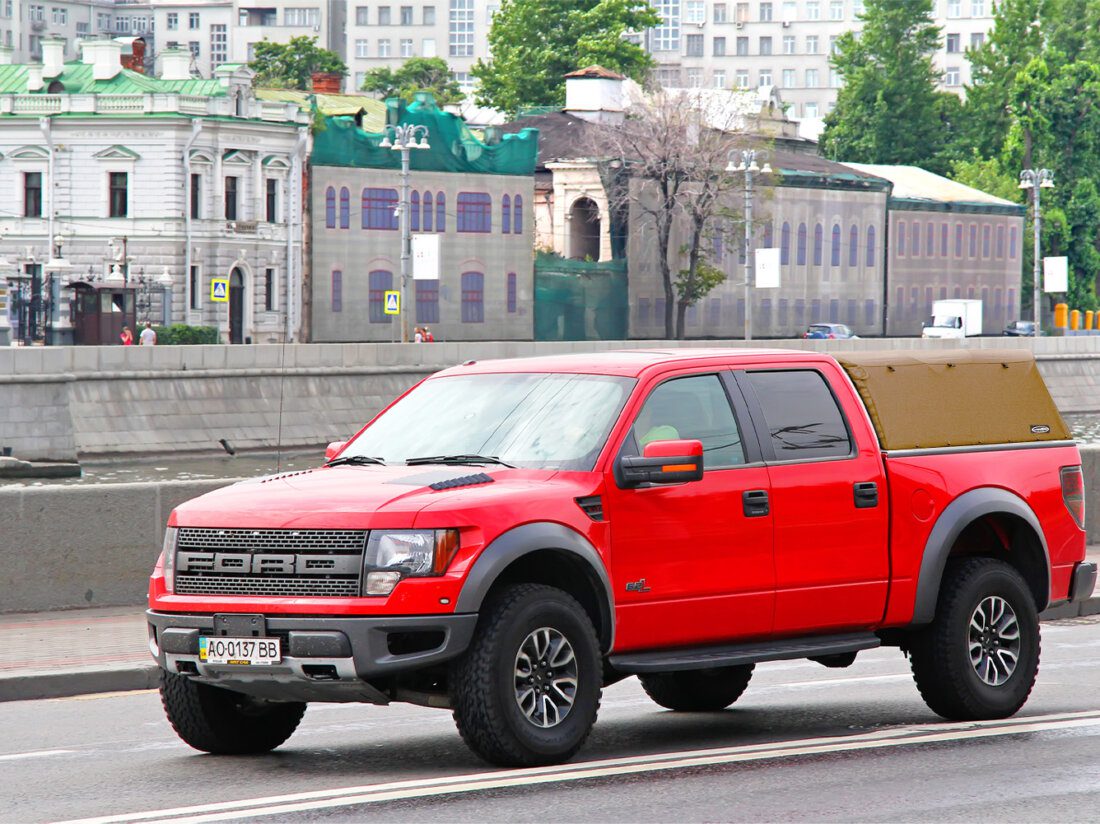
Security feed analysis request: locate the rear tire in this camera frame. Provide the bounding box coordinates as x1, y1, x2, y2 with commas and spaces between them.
450, 583, 602, 767
908, 557, 1040, 721
159, 670, 306, 754
640, 665, 755, 711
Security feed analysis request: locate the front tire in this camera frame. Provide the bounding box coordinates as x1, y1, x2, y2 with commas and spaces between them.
640, 665, 755, 711
450, 583, 602, 767
908, 557, 1040, 720
159, 671, 306, 754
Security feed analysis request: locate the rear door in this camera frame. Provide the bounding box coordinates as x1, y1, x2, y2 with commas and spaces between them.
736, 364, 889, 634
604, 370, 774, 651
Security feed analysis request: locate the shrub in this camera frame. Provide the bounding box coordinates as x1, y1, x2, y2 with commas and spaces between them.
151, 324, 220, 345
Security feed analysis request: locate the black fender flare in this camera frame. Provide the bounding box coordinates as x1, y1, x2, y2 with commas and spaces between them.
912, 487, 1051, 624
454, 522, 615, 650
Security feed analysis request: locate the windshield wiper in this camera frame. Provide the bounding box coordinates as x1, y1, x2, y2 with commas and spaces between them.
326, 455, 386, 467
406, 454, 515, 468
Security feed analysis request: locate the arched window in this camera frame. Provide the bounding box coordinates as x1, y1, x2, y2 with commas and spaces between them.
866, 225, 876, 267
513, 195, 523, 233
411, 191, 420, 232
848, 225, 859, 267
423, 191, 433, 232
507, 272, 517, 313
830, 223, 841, 266
969, 223, 978, 257
912, 221, 921, 256
996, 224, 1005, 257
502, 194, 511, 234
762, 220, 773, 249
955, 223, 964, 257
461, 272, 484, 322
780, 222, 791, 264
368, 270, 393, 323
361, 187, 398, 230
897, 221, 906, 255
325, 186, 336, 228
797, 223, 807, 265
941, 223, 949, 257
1009, 226, 1018, 259
926, 223, 935, 257
339, 186, 349, 229
436, 192, 446, 232
982, 224, 992, 258
813, 223, 823, 265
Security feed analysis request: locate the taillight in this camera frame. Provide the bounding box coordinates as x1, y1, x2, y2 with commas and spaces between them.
1061, 466, 1085, 530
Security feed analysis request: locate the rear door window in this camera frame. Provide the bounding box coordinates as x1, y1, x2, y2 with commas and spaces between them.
744, 370, 853, 461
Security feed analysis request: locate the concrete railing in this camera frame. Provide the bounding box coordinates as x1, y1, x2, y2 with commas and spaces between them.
3, 446, 1099, 614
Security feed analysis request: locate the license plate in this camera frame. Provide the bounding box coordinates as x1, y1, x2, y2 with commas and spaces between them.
199, 636, 281, 665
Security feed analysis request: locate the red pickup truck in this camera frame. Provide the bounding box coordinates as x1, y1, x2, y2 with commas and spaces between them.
147, 348, 1094, 767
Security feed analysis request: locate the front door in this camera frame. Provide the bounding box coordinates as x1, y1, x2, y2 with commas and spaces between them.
229, 268, 244, 344
604, 371, 774, 652
736, 365, 889, 634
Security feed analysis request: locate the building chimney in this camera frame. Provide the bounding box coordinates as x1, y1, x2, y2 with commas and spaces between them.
118, 36, 146, 74
93, 39, 122, 80
0, 45, 14, 66
563, 65, 625, 125
41, 37, 65, 79
159, 47, 191, 81
27, 64, 44, 92
311, 71, 342, 94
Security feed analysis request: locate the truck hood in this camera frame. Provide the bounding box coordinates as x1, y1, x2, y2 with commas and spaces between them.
170, 464, 570, 530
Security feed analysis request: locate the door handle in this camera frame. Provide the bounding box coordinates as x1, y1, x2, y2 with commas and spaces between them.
854, 481, 879, 508
743, 489, 769, 517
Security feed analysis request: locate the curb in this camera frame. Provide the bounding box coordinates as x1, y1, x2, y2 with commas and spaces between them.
0, 664, 158, 702
1039, 594, 1100, 621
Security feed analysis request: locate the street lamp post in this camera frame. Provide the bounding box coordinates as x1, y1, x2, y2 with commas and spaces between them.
380, 124, 431, 343
726, 149, 772, 341
1019, 168, 1054, 332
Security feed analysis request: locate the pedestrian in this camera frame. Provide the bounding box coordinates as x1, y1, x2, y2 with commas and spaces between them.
119, 325, 133, 346
423, 326, 434, 342
139, 321, 157, 346
414, 326, 424, 343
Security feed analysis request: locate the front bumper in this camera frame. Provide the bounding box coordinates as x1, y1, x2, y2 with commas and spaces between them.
1069, 561, 1098, 604
146, 610, 478, 703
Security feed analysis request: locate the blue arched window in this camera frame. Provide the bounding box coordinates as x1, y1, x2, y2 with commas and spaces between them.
411, 191, 420, 232
436, 192, 446, 232
848, 225, 859, 267
780, 222, 791, 264
325, 186, 336, 228
865, 225, 876, 267
339, 187, 349, 229
813, 223, 824, 265
502, 194, 511, 234
797, 223, 807, 265
461, 272, 484, 322
423, 191, 433, 231
513, 195, 523, 233
831, 223, 841, 266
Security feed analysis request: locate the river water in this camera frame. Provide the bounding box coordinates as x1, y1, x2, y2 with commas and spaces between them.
4, 415, 1099, 488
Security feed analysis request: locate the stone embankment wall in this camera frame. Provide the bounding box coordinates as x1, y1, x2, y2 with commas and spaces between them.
3, 337, 1100, 462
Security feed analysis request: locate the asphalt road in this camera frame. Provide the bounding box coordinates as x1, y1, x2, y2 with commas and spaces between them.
5, 616, 1100, 823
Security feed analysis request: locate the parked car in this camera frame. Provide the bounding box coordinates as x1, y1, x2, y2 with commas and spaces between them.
1004, 320, 1039, 337
803, 323, 858, 339
148, 349, 1092, 768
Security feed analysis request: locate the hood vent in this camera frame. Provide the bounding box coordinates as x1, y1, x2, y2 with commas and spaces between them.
575, 495, 604, 521
260, 469, 318, 484
429, 472, 495, 491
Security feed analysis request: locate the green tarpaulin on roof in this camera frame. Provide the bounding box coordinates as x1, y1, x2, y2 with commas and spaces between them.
312, 93, 538, 177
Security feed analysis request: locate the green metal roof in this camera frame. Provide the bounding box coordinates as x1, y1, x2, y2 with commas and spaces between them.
0, 62, 226, 95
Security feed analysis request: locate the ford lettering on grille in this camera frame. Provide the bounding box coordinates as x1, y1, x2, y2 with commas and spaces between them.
174, 528, 367, 597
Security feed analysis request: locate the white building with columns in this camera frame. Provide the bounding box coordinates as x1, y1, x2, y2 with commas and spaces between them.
0, 36, 310, 346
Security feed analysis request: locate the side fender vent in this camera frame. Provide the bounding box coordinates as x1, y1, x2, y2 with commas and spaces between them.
575, 495, 605, 522
428, 472, 495, 491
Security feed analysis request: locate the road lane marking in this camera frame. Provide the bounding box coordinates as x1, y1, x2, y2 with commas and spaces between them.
58, 709, 1100, 824
0, 749, 75, 762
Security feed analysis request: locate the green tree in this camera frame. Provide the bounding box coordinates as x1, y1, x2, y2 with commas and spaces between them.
473, 0, 660, 116
949, 153, 1023, 203
361, 57, 466, 105
249, 36, 346, 90
820, 0, 948, 168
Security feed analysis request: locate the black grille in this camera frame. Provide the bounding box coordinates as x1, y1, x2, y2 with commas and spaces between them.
575, 496, 604, 521
174, 528, 366, 597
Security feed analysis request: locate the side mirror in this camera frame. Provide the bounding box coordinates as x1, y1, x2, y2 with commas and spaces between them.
324, 440, 346, 462
619, 439, 704, 488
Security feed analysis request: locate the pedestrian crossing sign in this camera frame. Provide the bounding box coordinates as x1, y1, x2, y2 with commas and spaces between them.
383, 290, 401, 315
210, 278, 229, 302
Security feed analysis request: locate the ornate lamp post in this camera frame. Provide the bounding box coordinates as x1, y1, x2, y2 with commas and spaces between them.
380, 124, 431, 343
1018, 168, 1054, 332
725, 149, 773, 341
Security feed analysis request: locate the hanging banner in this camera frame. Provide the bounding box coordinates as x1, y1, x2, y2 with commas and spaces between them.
755, 247, 781, 288
1044, 257, 1068, 293
412, 233, 441, 280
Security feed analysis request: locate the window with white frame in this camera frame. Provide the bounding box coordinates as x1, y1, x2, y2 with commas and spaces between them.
449, 0, 474, 56
116, 16, 131, 33
736, 69, 749, 88
945, 32, 959, 52
685, 0, 705, 23
806, 34, 819, 52
805, 68, 818, 86
830, 68, 840, 86
355, 6, 369, 24
424, 5, 436, 23
29, 4, 43, 22
806, 1, 820, 19
51, 7, 67, 24
782, 68, 795, 87
713, 2, 727, 22
760, 35, 771, 54
829, 0, 842, 19
356, 38, 368, 57
285, 7, 320, 26
713, 36, 726, 55
686, 33, 703, 55
401, 5, 414, 24
97, 12, 110, 29
830, 34, 839, 53
687, 68, 703, 87
970, 31, 984, 47
210, 24, 227, 67
714, 69, 726, 87
423, 37, 437, 56
852, 0, 863, 13
947, 0, 960, 16
804, 101, 818, 117
189, 41, 199, 57
782, 0, 795, 20
378, 38, 391, 56
945, 66, 960, 85
651, 0, 680, 51
355, 71, 365, 88
166, 12, 177, 29
378, 6, 391, 24
189, 12, 199, 29
759, 1, 773, 20
758, 68, 772, 86
971, 0, 985, 14
400, 37, 413, 56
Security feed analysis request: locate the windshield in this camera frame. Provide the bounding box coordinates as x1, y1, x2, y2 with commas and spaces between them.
931, 315, 962, 328
341, 372, 636, 471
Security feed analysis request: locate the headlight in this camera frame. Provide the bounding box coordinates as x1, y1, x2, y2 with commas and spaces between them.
363, 529, 460, 595
161, 526, 178, 593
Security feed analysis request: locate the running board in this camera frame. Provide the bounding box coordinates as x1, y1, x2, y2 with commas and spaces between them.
608, 632, 881, 674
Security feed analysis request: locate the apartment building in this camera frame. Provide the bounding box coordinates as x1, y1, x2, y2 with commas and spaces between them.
645, 0, 998, 130
1, 0, 152, 63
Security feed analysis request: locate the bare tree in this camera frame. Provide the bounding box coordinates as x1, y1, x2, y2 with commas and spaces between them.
594, 88, 766, 339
